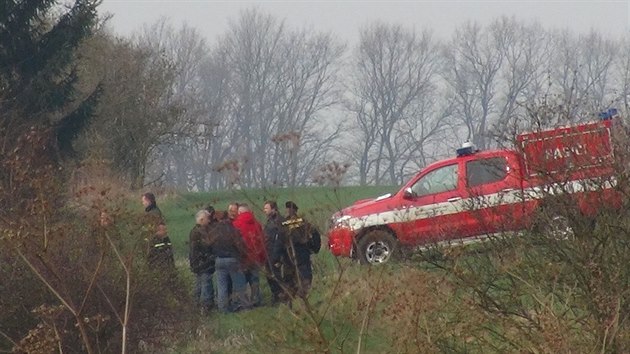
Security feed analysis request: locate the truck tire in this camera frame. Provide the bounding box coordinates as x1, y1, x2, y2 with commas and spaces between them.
357, 230, 399, 265
542, 214, 575, 241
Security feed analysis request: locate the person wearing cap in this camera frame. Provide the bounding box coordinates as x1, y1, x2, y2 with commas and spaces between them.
282, 201, 321, 299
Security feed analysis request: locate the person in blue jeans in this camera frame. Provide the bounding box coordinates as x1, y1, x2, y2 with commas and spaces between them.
189, 209, 215, 314
207, 211, 250, 313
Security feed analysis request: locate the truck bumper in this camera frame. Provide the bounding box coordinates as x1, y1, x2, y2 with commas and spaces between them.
327, 226, 355, 257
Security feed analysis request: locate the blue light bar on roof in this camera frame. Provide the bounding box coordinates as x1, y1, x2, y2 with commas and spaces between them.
598, 108, 618, 120
456, 146, 475, 157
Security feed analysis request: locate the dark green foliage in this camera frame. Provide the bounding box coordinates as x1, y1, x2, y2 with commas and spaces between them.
0, 4, 203, 351
0, 0, 100, 156
55, 83, 102, 155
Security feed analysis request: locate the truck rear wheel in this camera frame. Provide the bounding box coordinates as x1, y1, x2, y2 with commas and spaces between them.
357, 230, 399, 265
534, 210, 575, 241
543, 214, 575, 240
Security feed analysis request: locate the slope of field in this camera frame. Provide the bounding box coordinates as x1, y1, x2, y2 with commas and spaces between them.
148, 186, 630, 353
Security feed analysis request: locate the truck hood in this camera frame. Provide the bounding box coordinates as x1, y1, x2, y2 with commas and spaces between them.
340, 193, 395, 217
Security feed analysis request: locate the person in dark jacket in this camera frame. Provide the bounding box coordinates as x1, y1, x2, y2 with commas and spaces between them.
205, 211, 250, 313
142, 192, 164, 235
189, 209, 215, 314
223, 204, 238, 299
262, 200, 288, 304
148, 222, 175, 269
283, 201, 321, 298
142, 192, 162, 217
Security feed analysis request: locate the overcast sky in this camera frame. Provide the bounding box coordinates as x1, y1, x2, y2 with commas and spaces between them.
99, 1, 629, 44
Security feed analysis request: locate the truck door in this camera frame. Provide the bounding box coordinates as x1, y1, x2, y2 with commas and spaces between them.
463, 155, 523, 235
396, 162, 469, 244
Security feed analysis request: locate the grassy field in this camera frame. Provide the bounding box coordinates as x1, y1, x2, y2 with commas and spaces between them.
147, 185, 629, 353
154, 185, 405, 353
154, 186, 528, 353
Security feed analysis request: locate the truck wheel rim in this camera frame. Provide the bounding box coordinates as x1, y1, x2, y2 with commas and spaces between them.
365, 241, 391, 263
548, 215, 574, 240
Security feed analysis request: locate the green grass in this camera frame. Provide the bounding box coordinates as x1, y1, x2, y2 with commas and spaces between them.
139, 185, 622, 353
154, 185, 397, 352
157, 186, 605, 353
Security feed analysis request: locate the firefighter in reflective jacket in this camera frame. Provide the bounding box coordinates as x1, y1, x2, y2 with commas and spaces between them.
282, 201, 321, 298
148, 222, 175, 270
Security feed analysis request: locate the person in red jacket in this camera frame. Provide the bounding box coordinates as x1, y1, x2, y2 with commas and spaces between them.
232, 203, 266, 307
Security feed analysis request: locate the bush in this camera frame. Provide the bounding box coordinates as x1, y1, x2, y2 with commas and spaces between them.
0, 130, 197, 353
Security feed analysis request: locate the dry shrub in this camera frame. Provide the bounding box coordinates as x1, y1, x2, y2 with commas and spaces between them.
4, 187, 195, 352
240, 246, 616, 353
0, 128, 195, 353
245, 263, 377, 352
251, 263, 465, 353
415, 207, 630, 353
334, 264, 488, 353
378, 269, 470, 352
312, 161, 350, 186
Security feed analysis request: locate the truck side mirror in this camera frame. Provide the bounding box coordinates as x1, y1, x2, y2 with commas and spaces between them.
403, 187, 416, 199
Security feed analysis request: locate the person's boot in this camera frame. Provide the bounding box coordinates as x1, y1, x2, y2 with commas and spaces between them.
251, 283, 261, 307
200, 304, 212, 316
270, 293, 280, 306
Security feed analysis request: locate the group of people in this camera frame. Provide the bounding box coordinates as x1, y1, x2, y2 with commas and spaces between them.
140, 192, 321, 315
189, 200, 321, 313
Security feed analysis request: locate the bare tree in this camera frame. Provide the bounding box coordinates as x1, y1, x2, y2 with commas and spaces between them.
442, 18, 556, 150
349, 101, 380, 185
348, 22, 442, 185
490, 18, 550, 139
191, 51, 232, 190
442, 21, 504, 150
83, 19, 218, 190
268, 30, 346, 186
547, 29, 617, 120
614, 37, 630, 113
198, 8, 345, 189
138, 20, 214, 190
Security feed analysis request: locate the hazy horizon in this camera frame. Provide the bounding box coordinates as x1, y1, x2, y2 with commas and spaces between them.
100, 1, 630, 43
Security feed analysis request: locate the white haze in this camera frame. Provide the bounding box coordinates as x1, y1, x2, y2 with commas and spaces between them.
100, 1, 629, 44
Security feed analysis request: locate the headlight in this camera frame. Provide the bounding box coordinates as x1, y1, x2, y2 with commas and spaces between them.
331, 214, 352, 228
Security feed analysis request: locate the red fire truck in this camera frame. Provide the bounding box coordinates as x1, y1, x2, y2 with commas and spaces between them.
328, 110, 625, 264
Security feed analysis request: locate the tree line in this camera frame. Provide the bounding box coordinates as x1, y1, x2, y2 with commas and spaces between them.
2, 3, 629, 192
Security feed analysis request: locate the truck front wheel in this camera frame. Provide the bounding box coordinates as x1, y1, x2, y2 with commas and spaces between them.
357, 230, 398, 265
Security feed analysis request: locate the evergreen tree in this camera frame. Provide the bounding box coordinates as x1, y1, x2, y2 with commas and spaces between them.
0, 0, 101, 157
